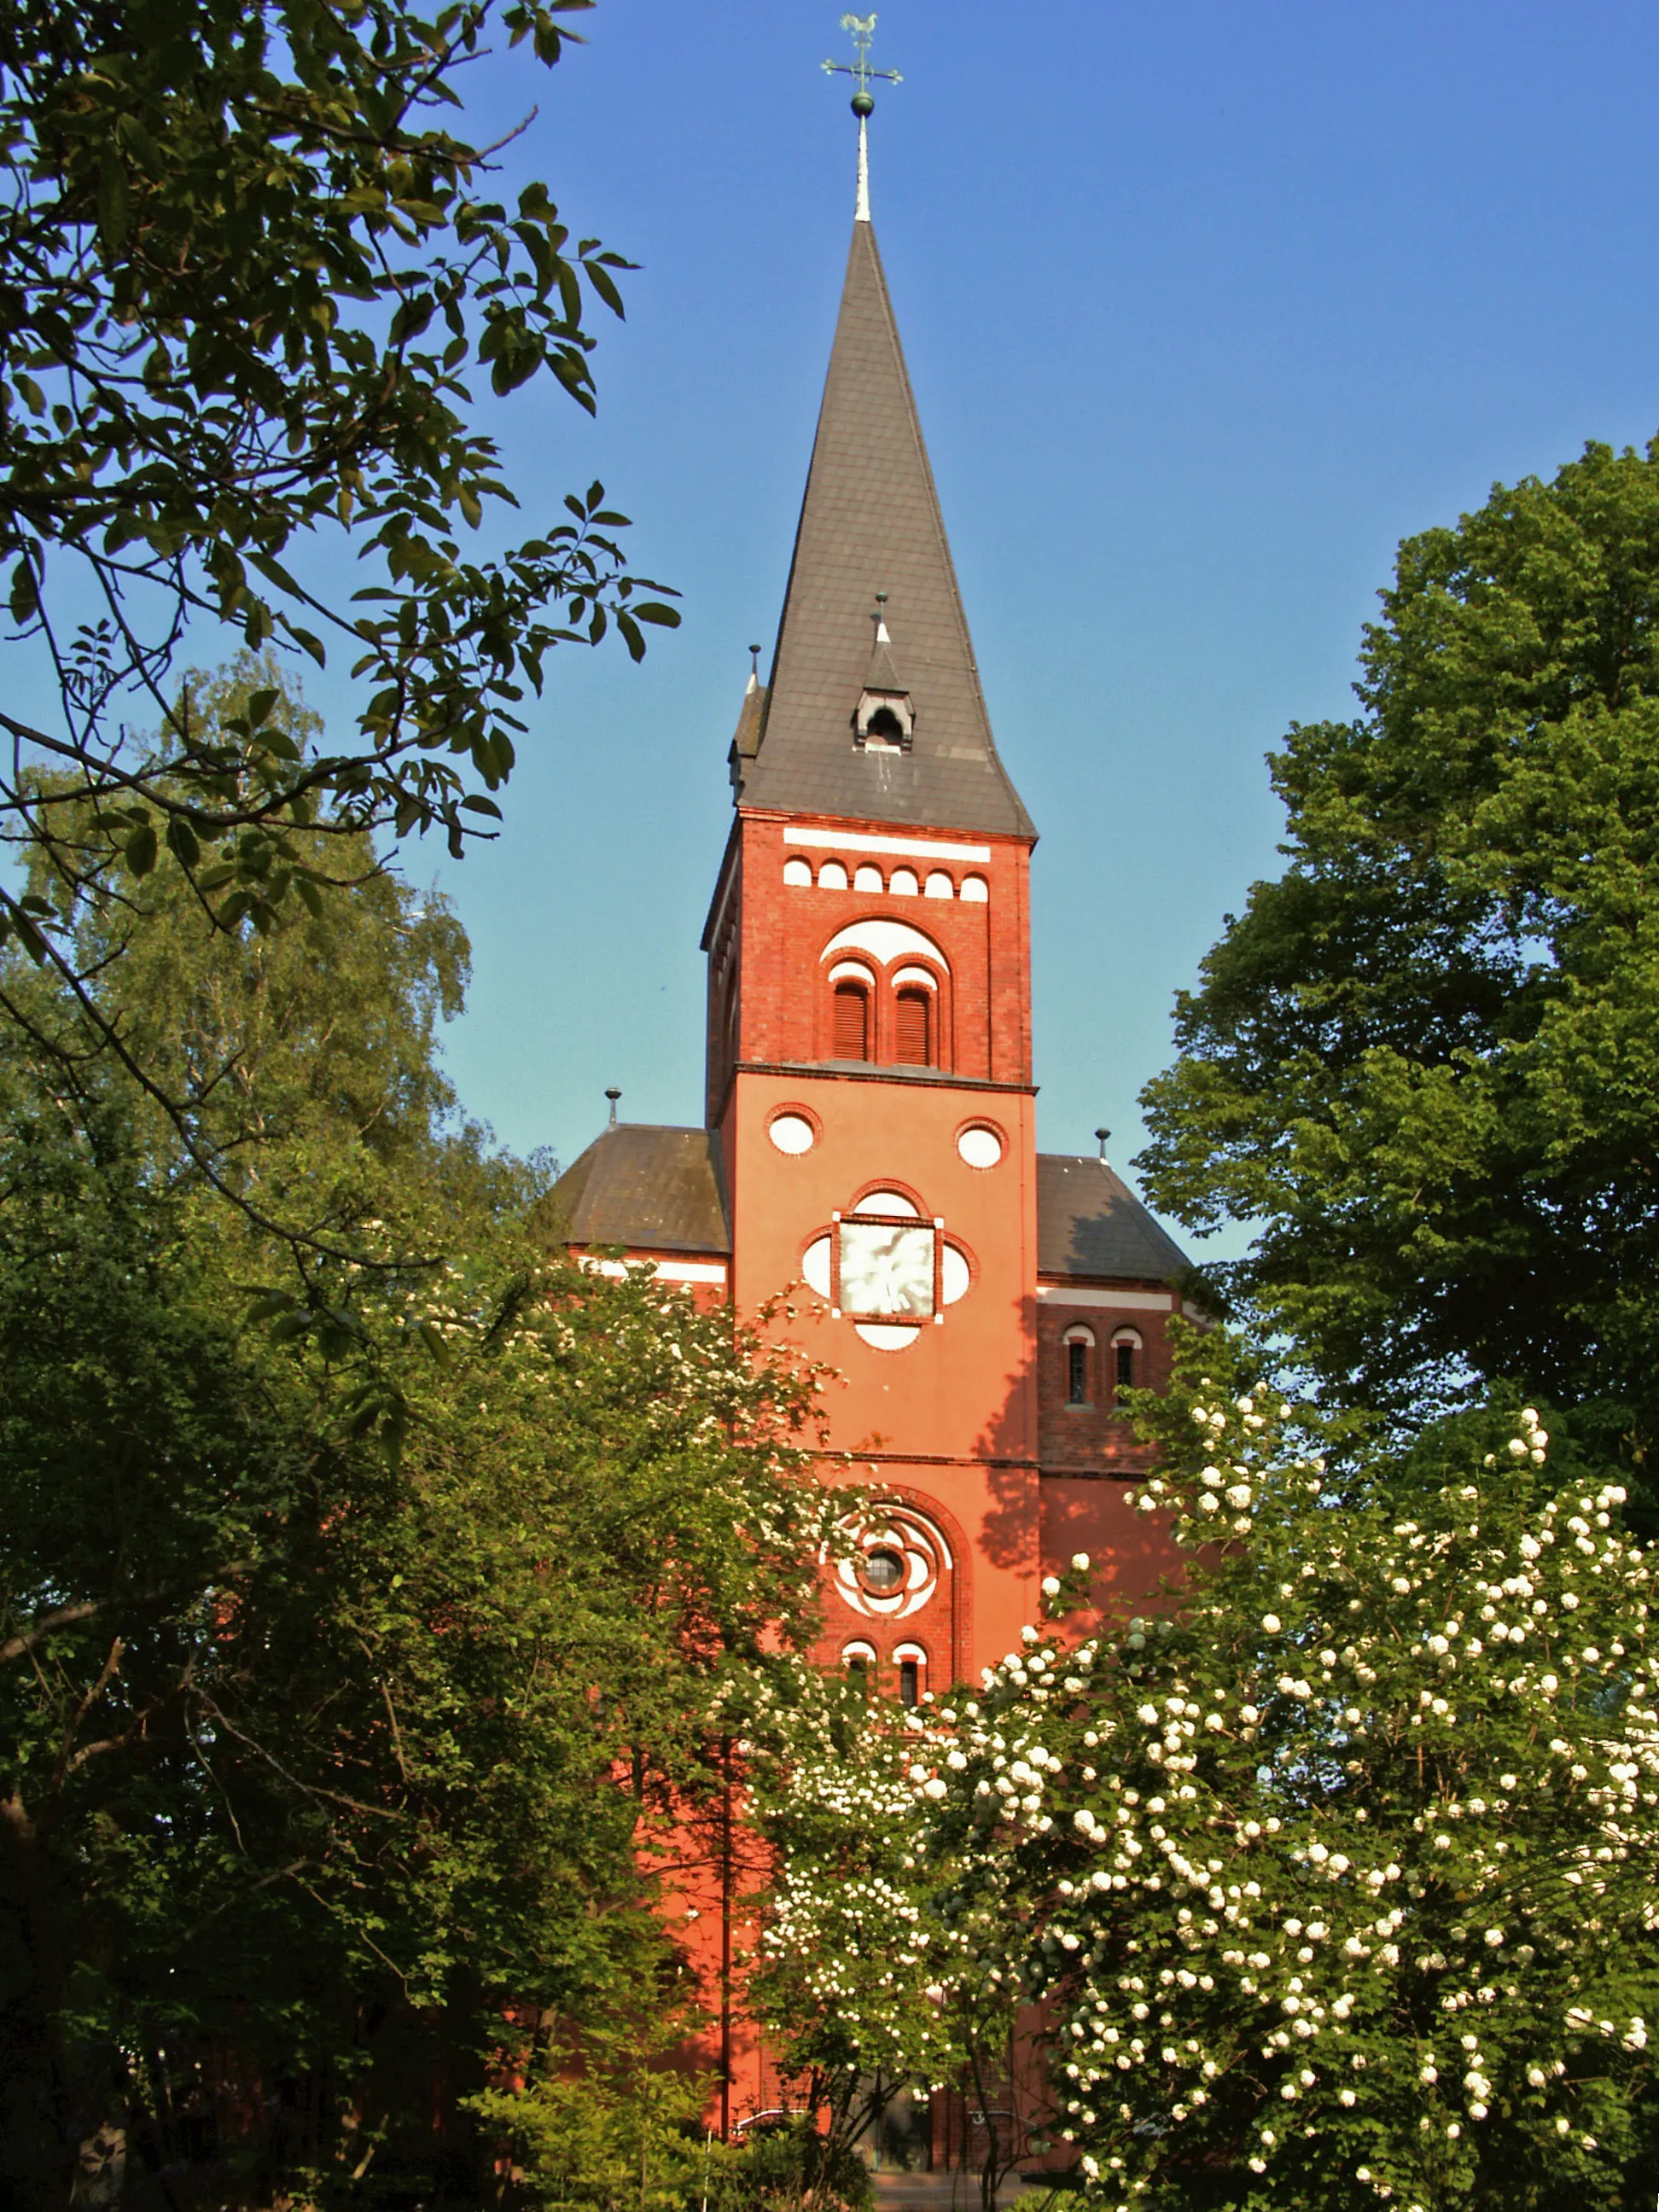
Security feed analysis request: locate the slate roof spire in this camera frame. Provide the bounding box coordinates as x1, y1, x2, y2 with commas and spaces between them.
735, 189, 1034, 840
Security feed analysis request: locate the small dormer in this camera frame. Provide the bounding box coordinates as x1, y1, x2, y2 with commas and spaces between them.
853, 594, 915, 750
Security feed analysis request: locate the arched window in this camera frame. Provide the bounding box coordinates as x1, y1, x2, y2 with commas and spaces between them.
1063, 1324, 1095, 1406
865, 705, 905, 746
1112, 1328, 1144, 1396
833, 980, 870, 1060
895, 985, 933, 1067
894, 1643, 928, 1708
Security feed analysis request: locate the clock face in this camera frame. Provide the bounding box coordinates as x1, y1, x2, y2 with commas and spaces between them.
839, 1219, 934, 1319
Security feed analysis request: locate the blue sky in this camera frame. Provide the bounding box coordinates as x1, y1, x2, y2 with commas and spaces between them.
323, 3, 1659, 1243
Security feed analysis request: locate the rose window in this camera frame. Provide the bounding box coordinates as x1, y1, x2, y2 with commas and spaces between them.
832, 1506, 952, 1621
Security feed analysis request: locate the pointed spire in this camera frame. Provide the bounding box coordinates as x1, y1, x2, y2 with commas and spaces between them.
736, 220, 1033, 840
727, 649, 769, 792
864, 595, 902, 692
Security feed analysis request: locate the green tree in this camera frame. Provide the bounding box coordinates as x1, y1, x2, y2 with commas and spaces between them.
1138, 438, 1659, 1503
912, 1333, 1659, 2211
0, 0, 676, 1118
0, 748, 828, 2203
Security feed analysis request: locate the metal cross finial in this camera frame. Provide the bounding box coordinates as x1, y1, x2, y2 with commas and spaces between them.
822, 13, 902, 117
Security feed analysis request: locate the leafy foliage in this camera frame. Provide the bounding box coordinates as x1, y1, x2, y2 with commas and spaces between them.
469, 2012, 715, 2212
0, 775, 828, 2203
0, 0, 677, 1122
1137, 438, 1659, 1504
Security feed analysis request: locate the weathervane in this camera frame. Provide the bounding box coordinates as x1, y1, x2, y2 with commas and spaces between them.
822, 14, 901, 223
822, 12, 902, 116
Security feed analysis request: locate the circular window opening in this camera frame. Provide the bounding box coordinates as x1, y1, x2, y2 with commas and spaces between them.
769, 1112, 816, 1155
958, 1124, 1004, 1170
859, 1547, 905, 1593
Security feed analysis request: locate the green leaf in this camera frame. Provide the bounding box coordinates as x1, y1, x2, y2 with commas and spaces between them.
247, 687, 279, 729
166, 817, 201, 869
246, 549, 306, 602
9, 558, 38, 624
96, 144, 131, 252
124, 822, 158, 876
584, 258, 626, 321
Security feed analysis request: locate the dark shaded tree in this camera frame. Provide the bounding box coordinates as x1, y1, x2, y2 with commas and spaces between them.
0, 699, 826, 2203
1138, 438, 1659, 1511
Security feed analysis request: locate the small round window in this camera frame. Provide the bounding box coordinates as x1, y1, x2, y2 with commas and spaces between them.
859, 1547, 906, 1593
769, 1112, 816, 1155
957, 1124, 1004, 1170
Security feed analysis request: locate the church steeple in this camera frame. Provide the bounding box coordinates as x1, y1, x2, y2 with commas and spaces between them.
736, 212, 1034, 840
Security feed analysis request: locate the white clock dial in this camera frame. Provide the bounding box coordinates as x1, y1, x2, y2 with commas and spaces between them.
838, 1220, 934, 1318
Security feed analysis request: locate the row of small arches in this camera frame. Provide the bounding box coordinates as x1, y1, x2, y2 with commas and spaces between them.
783, 856, 988, 901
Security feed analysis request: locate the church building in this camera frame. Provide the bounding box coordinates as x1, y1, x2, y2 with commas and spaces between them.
550, 117, 1192, 1717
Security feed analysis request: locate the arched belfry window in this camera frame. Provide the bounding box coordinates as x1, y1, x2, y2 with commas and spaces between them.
895, 986, 932, 1067
833, 978, 870, 1061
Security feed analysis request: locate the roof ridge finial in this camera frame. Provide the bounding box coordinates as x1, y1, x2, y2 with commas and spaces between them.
822, 12, 901, 224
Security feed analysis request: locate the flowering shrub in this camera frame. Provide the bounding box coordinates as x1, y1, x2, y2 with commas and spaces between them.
902, 1336, 1659, 2209
745, 1659, 1049, 2210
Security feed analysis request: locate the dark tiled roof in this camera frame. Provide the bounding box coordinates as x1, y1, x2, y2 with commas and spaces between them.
738, 219, 1034, 841
546, 1126, 731, 1255
1036, 1155, 1189, 1283
729, 676, 766, 771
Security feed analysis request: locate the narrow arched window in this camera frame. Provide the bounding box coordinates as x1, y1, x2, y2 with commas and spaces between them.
1063, 1324, 1095, 1406
833, 981, 870, 1060
1112, 1328, 1143, 1396
895, 1644, 927, 1708
895, 986, 932, 1067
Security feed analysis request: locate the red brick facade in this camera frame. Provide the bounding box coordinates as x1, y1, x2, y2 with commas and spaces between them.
704, 812, 1033, 1121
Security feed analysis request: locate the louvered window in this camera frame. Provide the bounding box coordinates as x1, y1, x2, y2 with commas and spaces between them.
833, 981, 870, 1060
895, 987, 932, 1067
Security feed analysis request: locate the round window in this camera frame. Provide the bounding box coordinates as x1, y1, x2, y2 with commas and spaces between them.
769, 1112, 816, 1155
957, 1124, 1004, 1170
860, 1547, 905, 1592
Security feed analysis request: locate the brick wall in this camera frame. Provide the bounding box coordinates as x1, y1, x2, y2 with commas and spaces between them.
1035, 1291, 1173, 1476
707, 811, 1033, 1110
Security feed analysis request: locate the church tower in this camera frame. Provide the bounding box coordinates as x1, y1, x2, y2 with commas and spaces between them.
701, 194, 1045, 1690
552, 102, 1188, 1709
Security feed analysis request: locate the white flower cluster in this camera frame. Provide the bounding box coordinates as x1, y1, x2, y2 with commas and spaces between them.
898, 1379, 1659, 2210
